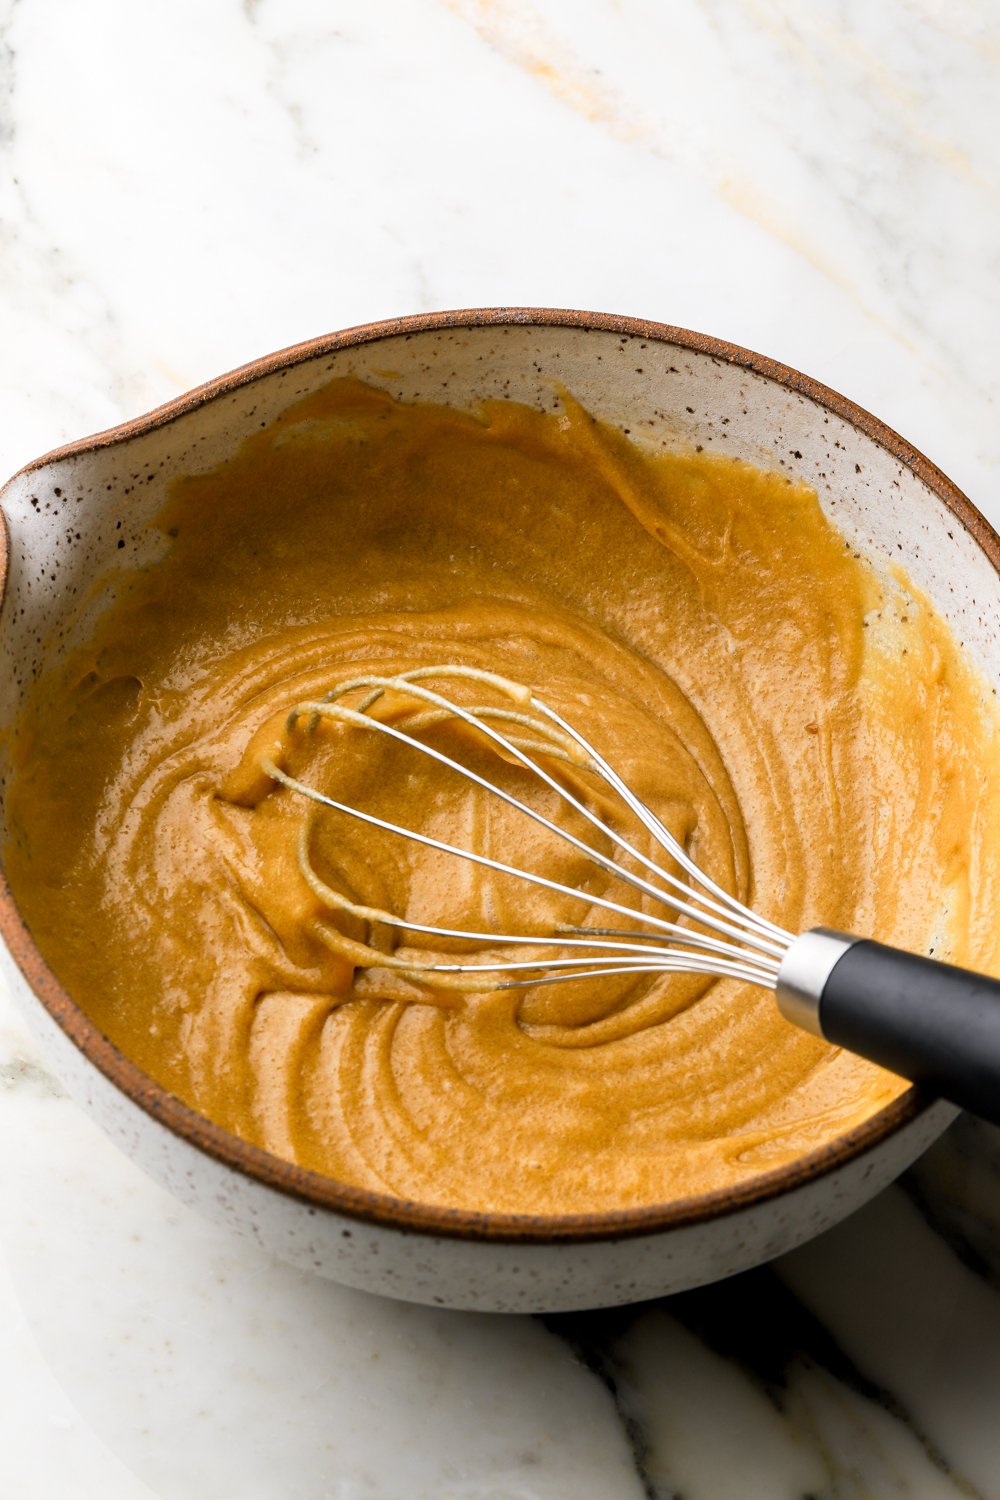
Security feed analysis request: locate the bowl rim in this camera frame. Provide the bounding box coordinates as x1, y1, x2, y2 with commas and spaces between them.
1, 306, 997, 1245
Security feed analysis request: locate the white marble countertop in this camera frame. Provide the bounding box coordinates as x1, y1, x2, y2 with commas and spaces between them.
2, 2, 1000, 1494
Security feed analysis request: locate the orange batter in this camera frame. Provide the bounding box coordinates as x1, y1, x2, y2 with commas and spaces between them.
7, 379, 1000, 1213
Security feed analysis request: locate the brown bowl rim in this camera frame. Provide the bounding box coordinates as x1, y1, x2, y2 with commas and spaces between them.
1, 306, 996, 1245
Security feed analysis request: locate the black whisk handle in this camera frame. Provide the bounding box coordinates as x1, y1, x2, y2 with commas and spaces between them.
776, 928, 1000, 1126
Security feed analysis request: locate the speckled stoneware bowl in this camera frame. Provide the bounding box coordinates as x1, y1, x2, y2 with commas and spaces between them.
0, 310, 995, 1313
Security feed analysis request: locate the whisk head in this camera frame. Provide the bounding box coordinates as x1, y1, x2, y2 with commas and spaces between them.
257, 665, 794, 994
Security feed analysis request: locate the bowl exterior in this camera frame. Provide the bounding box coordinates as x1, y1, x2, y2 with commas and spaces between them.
0, 942, 957, 1312
0, 310, 994, 1311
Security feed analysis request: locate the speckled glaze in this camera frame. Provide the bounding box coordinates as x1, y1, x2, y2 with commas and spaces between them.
0, 310, 994, 1313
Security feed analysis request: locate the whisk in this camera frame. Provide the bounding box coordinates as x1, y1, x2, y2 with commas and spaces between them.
259, 664, 1000, 1126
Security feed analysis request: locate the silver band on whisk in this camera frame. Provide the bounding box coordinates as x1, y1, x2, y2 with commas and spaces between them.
774, 928, 859, 1039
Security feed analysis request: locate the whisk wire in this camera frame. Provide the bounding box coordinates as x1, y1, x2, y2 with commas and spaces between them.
265, 756, 780, 986
288, 671, 788, 959
260, 666, 792, 992
534, 695, 791, 948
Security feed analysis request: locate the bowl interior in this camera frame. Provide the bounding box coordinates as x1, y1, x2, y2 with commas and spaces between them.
1, 312, 998, 1236
3, 320, 998, 734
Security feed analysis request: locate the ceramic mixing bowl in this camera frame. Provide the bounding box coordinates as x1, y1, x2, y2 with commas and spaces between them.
1, 310, 995, 1312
